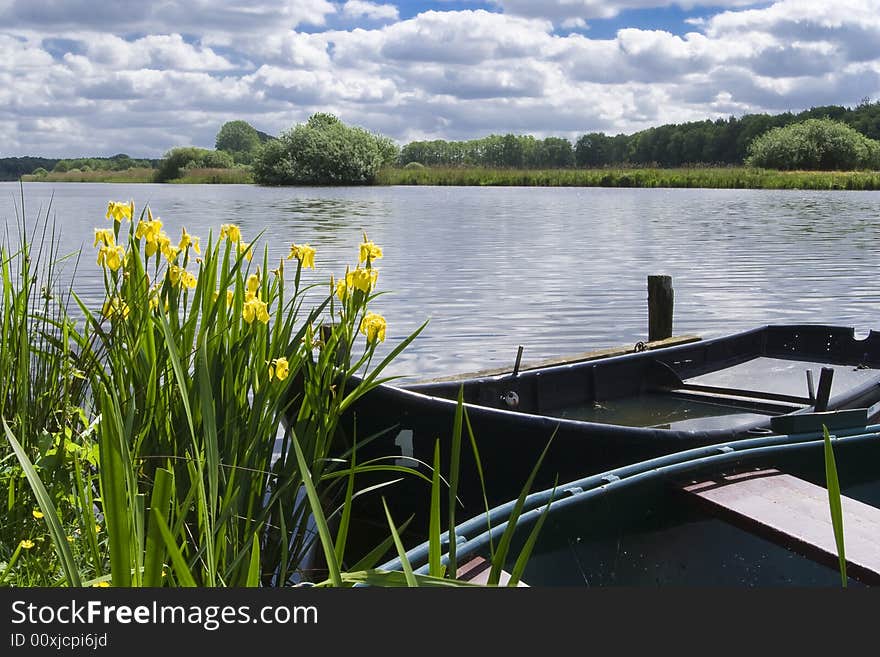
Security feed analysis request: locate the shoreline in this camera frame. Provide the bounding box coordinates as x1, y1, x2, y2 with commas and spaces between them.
16, 165, 880, 190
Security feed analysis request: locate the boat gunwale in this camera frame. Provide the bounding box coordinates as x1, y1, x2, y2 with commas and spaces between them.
376, 424, 880, 577
362, 324, 880, 439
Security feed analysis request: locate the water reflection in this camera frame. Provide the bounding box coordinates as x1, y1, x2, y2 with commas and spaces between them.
3, 182, 880, 380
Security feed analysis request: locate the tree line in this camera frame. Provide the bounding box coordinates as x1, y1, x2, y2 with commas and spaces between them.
401, 100, 880, 169
6, 99, 879, 184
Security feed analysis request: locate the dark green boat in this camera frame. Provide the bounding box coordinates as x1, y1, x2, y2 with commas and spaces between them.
340, 324, 880, 537
379, 424, 880, 586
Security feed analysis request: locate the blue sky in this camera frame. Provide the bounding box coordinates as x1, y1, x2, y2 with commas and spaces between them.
1, 1, 878, 157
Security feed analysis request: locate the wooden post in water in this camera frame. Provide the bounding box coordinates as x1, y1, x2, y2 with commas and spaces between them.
648, 275, 674, 342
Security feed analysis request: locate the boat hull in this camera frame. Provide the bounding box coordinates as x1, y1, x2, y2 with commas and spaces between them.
335, 325, 880, 547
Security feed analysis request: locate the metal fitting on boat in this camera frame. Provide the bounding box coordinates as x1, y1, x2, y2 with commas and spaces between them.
502, 391, 519, 409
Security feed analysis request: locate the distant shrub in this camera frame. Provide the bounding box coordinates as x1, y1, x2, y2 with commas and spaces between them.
403, 161, 425, 170
253, 113, 399, 185
31, 167, 48, 176
156, 147, 234, 181
746, 118, 880, 170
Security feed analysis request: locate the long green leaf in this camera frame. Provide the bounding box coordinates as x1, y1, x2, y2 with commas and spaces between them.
290, 431, 342, 586
97, 387, 133, 587
823, 425, 847, 587
144, 467, 174, 587
428, 440, 444, 578
247, 531, 262, 587
152, 512, 198, 587
487, 431, 555, 586
382, 498, 417, 587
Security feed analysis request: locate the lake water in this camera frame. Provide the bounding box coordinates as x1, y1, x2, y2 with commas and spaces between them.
3, 181, 880, 380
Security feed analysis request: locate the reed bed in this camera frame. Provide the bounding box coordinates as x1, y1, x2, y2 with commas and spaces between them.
169, 167, 254, 184
21, 168, 158, 184
378, 166, 880, 190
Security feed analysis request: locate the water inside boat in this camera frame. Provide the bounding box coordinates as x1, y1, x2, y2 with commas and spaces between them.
541, 357, 880, 430
502, 462, 880, 587
547, 393, 769, 430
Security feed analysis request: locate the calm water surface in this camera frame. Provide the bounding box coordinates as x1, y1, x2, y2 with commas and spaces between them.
3, 181, 880, 380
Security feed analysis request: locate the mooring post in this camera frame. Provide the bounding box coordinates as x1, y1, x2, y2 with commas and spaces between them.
648, 274, 674, 342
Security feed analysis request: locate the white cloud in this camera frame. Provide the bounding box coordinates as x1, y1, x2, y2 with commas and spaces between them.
0, 0, 337, 35
492, 1, 762, 24
2, 1, 880, 157
341, 1, 399, 22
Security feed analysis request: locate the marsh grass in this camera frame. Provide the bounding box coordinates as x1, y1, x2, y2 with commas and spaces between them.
22, 168, 157, 184
169, 168, 254, 184
0, 191, 93, 586
378, 165, 880, 190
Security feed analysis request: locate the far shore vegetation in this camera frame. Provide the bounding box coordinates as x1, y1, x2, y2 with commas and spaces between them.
9, 99, 880, 189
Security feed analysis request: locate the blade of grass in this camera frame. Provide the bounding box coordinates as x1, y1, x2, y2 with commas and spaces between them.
507, 482, 558, 587
487, 431, 555, 586
428, 440, 444, 578
144, 467, 174, 587
247, 531, 262, 587
446, 387, 465, 577
822, 425, 847, 587
152, 512, 198, 587
382, 497, 417, 587
290, 430, 342, 586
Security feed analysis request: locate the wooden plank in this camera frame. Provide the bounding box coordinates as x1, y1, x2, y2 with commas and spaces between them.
769, 408, 869, 435
412, 334, 702, 385
684, 469, 880, 583
456, 556, 528, 587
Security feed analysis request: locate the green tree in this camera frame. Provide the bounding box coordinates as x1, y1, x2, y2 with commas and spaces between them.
745, 118, 880, 170
215, 120, 262, 165
253, 113, 396, 185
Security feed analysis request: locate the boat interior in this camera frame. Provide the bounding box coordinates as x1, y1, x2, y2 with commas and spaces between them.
406, 325, 880, 431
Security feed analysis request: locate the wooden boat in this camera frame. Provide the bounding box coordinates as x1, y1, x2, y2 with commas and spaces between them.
379, 423, 880, 586
338, 324, 880, 541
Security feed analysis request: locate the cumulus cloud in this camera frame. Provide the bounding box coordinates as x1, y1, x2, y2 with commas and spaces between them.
2, 1, 880, 157
0, 0, 337, 35
492, 1, 762, 24
341, 1, 399, 21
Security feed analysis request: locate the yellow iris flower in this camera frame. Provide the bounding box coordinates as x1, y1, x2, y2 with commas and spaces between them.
179, 227, 201, 255
20, 539, 35, 549
97, 244, 126, 271
359, 312, 387, 343
242, 297, 269, 324
32, 509, 44, 519
220, 223, 242, 243
359, 238, 383, 264
93, 228, 114, 247
287, 243, 316, 269
268, 357, 290, 381
239, 241, 253, 262
106, 201, 133, 223
346, 267, 377, 294
102, 296, 130, 320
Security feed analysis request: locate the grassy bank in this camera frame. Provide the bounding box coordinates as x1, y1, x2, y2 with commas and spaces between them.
377, 166, 880, 190
169, 167, 254, 184
21, 168, 157, 183
20, 167, 253, 184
